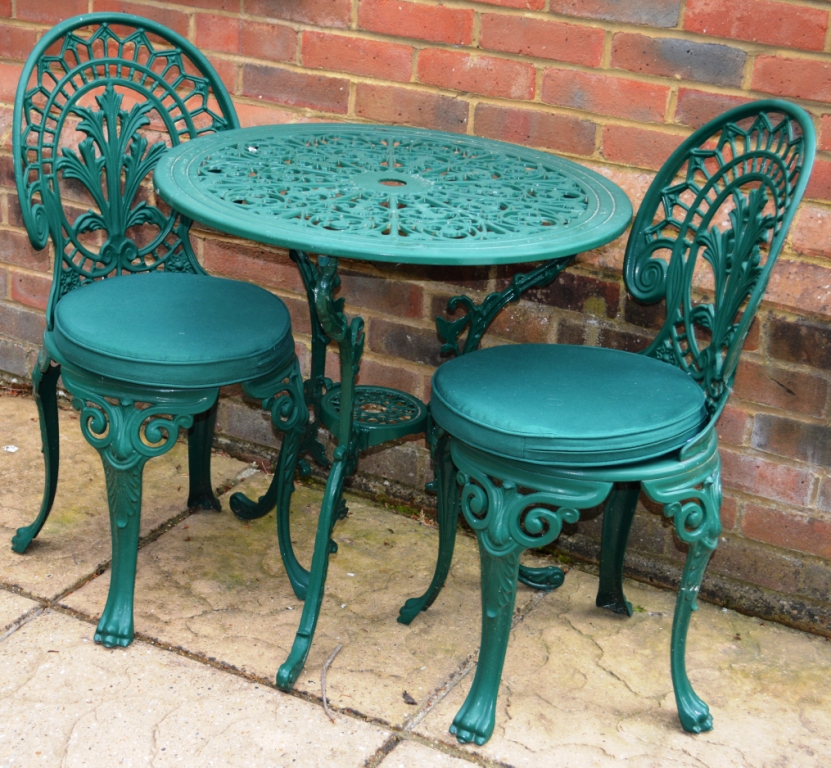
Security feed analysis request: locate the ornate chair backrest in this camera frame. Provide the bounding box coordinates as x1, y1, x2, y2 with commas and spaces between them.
13, 13, 239, 330
623, 100, 815, 422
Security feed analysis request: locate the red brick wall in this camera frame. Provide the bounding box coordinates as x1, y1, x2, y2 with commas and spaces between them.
2, 0, 831, 633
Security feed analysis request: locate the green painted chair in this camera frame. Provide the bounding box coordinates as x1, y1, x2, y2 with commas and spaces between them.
409, 101, 815, 744
11, 13, 303, 648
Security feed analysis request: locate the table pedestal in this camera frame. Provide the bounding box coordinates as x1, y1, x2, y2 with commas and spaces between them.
231, 251, 576, 690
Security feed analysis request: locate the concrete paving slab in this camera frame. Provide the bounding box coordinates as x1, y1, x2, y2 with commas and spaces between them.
0, 610, 390, 767
381, 740, 475, 767
0, 589, 40, 636
0, 396, 249, 600
61, 472, 506, 728
414, 569, 831, 768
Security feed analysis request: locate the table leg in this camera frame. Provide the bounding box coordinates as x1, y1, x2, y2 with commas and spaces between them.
436, 256, 577, 593
277, 253, 365, 691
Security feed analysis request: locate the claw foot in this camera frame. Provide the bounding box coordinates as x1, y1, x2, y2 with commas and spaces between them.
397, 596, 425, 626
11, 528, 35, 554
94, 620, 134, 648
678, 694, 713, 733
450, 696, 496, 746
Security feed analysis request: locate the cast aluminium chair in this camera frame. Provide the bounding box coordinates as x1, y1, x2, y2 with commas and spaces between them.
11, 13, 301, 648
412, 101, 815, 744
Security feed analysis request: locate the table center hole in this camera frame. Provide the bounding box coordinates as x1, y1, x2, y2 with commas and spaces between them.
379, 178, 406, 187
361, 403, 386, 413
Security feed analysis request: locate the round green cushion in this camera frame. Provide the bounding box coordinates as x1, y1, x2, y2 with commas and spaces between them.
431, 344, 708, 466
49, 272, 295, 388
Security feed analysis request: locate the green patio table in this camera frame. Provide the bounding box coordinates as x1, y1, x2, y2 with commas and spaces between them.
153, 122, 632, 690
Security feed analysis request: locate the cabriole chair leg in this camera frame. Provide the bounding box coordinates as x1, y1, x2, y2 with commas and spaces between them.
187, 400, 221, 511
595, 482, 641, 616
12, 353, 61, 554
398, 432, 460, 624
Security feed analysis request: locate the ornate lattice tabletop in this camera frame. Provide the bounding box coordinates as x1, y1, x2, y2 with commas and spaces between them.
155, 124, 631, 265
153, 122, 632, 693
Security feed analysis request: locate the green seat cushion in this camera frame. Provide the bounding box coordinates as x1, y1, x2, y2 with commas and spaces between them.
49, 272, 295, 388
431, 344, 708, 466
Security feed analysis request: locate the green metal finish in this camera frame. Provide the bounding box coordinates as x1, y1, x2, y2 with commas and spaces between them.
187, 402, 221, 512
61, 365, 218, 647
153, 122, 633, 695
154, 124, 632, 265
595, 482, 641, 616
11, 351, 61, 553
13, 13, 239, 330
426, 101, 815, 745
10, 14, 300, 653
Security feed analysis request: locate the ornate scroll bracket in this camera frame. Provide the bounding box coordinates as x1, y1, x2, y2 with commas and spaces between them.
61, 367, 216, 526
436, 256, 574, 357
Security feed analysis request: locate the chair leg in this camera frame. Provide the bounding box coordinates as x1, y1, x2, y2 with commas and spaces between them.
12, 354, 61, 554
645, 457, 721, 734
451, 543, 521, 746
595, 481, 640, 616
398, 432, 459, 625
187, 400, 221, 511
230, 359, 310, 599
95, 460, 145, 647
276, 451, 347, 691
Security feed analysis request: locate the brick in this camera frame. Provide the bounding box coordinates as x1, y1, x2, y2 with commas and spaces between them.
302, 32, 413, 83
805, 159, 831, 203
0, 105, 11, 151
0, 62, 23, 103
355, 83, 468, 133
733, 360, 827, 416
165, 0, 240, 9
0, 337, 35, 377
417, 49, 535, 101
685, 0, 828, 52
0, 266, 6, 299
475, 0, 544, 9
597, 326, 651, 352
368, 317, 443, 367
752, 414, 831, 466
0, 0, 9, 17
557, 316, 587, 345
92, 2, 190, 37
716, 403, 750, 446
523, 271, 620, 318
474, 104, 596, 156
358, 0, 474, 46
199, 237, 304, 293
242, 65, 349, 114
721, 449, 814, 506
768, 316, 831, 370
549, 0, 682, 28
0, 22, 38, 60
742, 504, 831, 559
195, 15, 240, 54
246, 0, 351, 29
542, 68, 669, 123
752, 55, 831, 103
234, 102, 297, 128
239, 20, 297, 63
9, 270, 50, 311
0, 229, 49, 272
486, 303, 553, 344
817, 476, 831, 514
601, 125, 684, 171
765, 259, 831, 319
790, 205, 831, 261
0, 301, 45, 344
820, 115, 831, 153
674, 88, 751, 130
624, 296, 666, 331
356, 356, 420, 395
17, 0, 86, 24
337, 269, 423, 318
611, 33, 746, 87
708, 534, 804, 594
479, 14, 605, 68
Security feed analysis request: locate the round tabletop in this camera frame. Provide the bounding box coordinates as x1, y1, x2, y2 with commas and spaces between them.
154, 124, 632, 266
